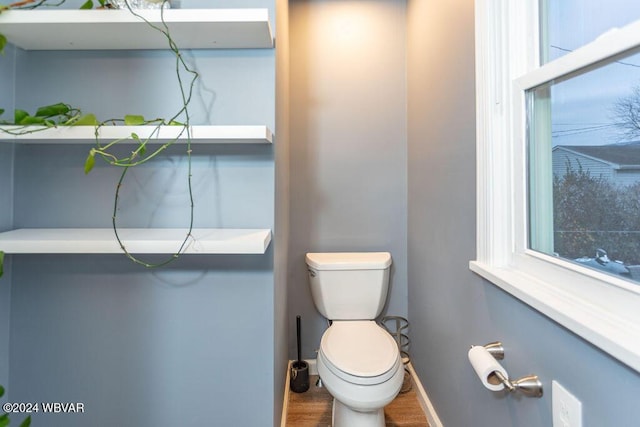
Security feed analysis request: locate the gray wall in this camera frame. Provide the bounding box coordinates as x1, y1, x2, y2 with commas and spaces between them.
4, 3, 281, 426
0, 146, 11, 393
10, 255, 274, 426
288, 0, 408, 359
274, 0, 290, 425
0, 44, 16, 393
406, 0, 640, 426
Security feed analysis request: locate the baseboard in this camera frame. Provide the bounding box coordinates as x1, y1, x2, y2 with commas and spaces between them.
280, 360, 292, 427
282, 359, 444, 427
305, 358, 318, 375
406, 362, 444, 427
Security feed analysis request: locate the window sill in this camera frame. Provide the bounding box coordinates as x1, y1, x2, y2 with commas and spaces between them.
469, 260, 640, 373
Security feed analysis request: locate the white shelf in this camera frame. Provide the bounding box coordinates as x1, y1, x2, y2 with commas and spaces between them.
0, 125, 273, 144
0, 8, 273, 50
0, 228, 272, 254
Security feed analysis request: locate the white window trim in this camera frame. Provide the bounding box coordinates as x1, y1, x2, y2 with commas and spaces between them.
471, 0, 640, 372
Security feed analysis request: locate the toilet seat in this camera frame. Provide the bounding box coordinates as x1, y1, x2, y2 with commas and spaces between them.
319, 321, 400, 386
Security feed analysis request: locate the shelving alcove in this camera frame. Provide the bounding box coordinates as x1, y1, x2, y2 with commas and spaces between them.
0, 8, 275, 256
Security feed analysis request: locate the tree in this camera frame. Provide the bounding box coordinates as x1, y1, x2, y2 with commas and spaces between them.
554, 161, 640, 265
612, 85, 640, 141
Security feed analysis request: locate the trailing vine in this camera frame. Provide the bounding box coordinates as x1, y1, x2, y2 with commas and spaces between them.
0, 0, 200, 271
0, 102, 88, 129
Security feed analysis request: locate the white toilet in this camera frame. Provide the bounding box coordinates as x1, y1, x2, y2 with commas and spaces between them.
305, 252, 404, 427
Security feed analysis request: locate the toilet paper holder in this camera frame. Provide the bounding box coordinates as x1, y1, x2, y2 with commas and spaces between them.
475, 341, 543, 398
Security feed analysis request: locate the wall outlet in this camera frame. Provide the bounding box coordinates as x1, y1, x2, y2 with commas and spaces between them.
552, 381, 582, 427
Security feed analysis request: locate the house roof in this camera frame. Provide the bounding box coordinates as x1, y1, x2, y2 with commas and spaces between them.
553, 142, 640, 169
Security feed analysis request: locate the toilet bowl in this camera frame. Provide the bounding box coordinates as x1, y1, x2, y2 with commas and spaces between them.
316, 321, 404, 427
305, 252, 402, 427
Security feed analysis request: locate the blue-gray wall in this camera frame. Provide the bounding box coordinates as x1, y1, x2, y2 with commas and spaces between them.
274, 0, 290, 425
406, 0, 640, 426
3, 2, 283, 425
10, 255, 274, 426
288, 0, 408, 359
0, 43, 16, 393
0, 146, 11, 392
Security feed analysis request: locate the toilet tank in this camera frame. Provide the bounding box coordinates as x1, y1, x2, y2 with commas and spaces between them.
305, 252, 392, 320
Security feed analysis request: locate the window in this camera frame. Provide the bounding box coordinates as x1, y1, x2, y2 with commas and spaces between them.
528, 50, 640, 283
471, 1, 640, 372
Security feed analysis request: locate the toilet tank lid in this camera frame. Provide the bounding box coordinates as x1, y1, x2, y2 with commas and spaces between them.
305, 252, 392, 270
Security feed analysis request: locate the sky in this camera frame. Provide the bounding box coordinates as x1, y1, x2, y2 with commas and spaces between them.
547, 1, 640, 146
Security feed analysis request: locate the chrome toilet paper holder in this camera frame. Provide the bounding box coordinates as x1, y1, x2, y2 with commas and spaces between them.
479, 341, 543, 398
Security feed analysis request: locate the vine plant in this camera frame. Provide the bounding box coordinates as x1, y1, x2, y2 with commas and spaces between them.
0, 0, 200, 275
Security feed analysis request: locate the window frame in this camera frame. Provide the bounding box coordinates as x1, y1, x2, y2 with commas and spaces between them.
471, 0, 640, 372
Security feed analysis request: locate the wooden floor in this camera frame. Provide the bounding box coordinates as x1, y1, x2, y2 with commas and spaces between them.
285, 371, 429, 427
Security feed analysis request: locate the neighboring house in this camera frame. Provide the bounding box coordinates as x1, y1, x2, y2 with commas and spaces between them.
552, 142, 640, 187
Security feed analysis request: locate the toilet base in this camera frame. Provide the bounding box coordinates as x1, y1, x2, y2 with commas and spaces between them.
332, 398, 385, 427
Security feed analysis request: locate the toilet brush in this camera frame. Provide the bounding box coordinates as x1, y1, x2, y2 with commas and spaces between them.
296, 315, 303, 366
290, 315, 310, 393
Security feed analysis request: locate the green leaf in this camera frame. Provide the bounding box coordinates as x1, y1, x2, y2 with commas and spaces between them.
14, 109, 29, 124
0, 414, 8, 427
129, 133, 147, 155
18, 116, 45, 125
124, 115, 145, 126
0, 34, 6, 56
80, 0, 94, 9
84, 150, 96, 175
0, 109, 4, 117
35, 102, 70, 118
73, 114, 99, 126
0, 250, 4, 278
19, 415, 31, 427
0, 384, 4, 397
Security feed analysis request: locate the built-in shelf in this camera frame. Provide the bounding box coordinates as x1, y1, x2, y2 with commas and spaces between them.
0, 228, 272, 254
0, 8, 274, 259
0, 8, 274, 50
0, 125, 273, 144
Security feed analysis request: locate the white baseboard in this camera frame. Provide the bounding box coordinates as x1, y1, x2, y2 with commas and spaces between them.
282, 359, 443, 427
406, 362, 444, 427
305, 358, 318, 375
280, 360, 291, 427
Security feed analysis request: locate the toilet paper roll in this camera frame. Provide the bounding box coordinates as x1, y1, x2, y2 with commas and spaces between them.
468, 345, 508, 391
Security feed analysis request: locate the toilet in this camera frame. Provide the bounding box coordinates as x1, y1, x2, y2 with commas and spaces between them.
305, 252, 404, 427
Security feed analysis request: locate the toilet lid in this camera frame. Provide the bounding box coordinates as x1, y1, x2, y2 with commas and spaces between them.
320, 321, 399, 380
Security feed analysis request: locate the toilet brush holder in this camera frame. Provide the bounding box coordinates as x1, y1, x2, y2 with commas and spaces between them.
290, 315, 310, 393
290, 360, 310, 393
